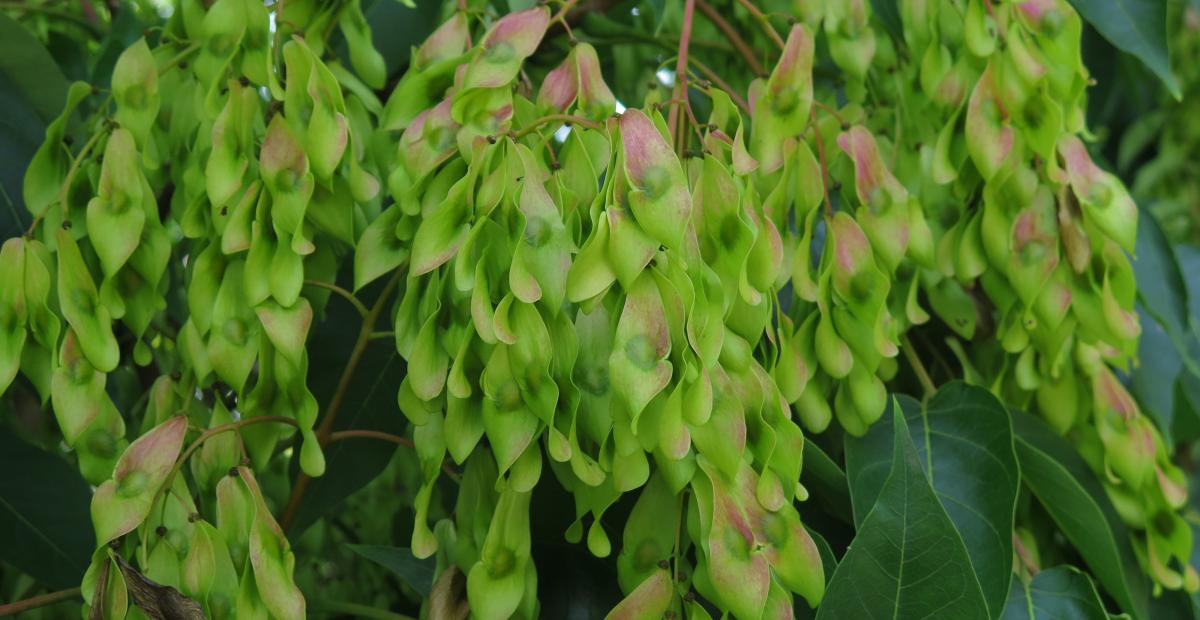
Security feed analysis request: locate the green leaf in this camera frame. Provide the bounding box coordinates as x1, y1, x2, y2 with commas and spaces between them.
0, 429, 96, 589
1068, 0, 1179, 98
1130, 304, 1181, 444
1133, 208, 1190, 343
816, 406, 989, 619
844, 384, 1020, 618
286, 272, 406, 539
1012, 410, 1150, 619
0, 13, 70, 235
801, 438, 852, 523
0, 14, 69, 123
347, 544, 435, 597
868, 0, 904, 44
1001, 566, 1111, 620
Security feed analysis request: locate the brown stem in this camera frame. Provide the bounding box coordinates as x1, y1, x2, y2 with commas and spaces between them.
280, 269, 404, 531
694, 0, 766, 77
734, 0, 785, 49
812, 100, 848, 127
669, 0, 697, 156
0, 587, 81, 616
329, 429, 414, 448
328, 430, 461, 482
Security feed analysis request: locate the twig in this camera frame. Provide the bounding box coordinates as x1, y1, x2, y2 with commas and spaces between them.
329, 429, 413, 448
0, 2, 103, 36
280, 269, 404, 531
327, 429, 461, 482
158, 42, 200, 74
0, 587, 81, 616
549, 0, 582, 25
512, 114, 603, 139
668, 0, 697, 156
813, 100, 848, 127
689, 58, 751, 114
733, 0, 785, 49
1012, 533, 1040, 577
810, 110, 833, 217
161, 415, 300, 498
25, 126, 107, 238
309, 599, 416, 620
694, 0, 766, 77
901, 334, 937, 400
304, 279, 368, 317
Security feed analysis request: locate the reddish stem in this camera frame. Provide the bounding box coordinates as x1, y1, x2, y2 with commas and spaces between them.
669, 0, 697, 156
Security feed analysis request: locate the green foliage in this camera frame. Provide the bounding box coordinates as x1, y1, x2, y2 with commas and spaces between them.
0, 0, 1198, 618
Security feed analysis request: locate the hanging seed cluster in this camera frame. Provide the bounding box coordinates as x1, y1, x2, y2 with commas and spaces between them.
0, 0, 1190, 617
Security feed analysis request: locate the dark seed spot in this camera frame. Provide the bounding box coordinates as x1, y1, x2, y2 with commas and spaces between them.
657, 559, 670, 570
155, 526, 167, 537
228, 467, 239, 477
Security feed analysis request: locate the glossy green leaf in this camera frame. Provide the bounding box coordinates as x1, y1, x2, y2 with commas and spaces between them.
0, 431, 95, 589
1002, 566, 1111, 620
1069, 0, 1179, 97
1011, 409, 1150, 619
844, 385, 1019, 617
347, 544, 435, 597
816, 407, 989, 619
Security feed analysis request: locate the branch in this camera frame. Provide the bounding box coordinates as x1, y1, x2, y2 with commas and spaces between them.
26, 126, 107, 238
668, 0, 697, 156
901, 335, 937, 400
0, 587, 81, 616
309, 599, 416, 620
329, 429, 413, 448
304, 279, 368, 317
733, 0, 785, 49
328, 429, 461, 483
512, 114, 603, 139
280, 269, 404, 531
689, 57, 751, 114
694, 0, 766, 77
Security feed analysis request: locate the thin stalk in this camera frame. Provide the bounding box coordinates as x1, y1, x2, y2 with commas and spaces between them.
512, 114, 603, 139
161, 416, 300, 500
901, 335, 937, 400
1012, 533, 1040, 577
327, 429, 461, 483
668, 0, 697, 156
158, 42, 200, 74
733, 0, 785, 49
280, 269, 404, 531
694, 0, 766, 77
25, 126, 107, 238
810, 110, 833, 218
0, 2, 103, 36
329, 429, 413, 448
688, 58, 751, 114
0, 587, 81, 616
304, 279, 368, 317
309, 599, 416, 620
